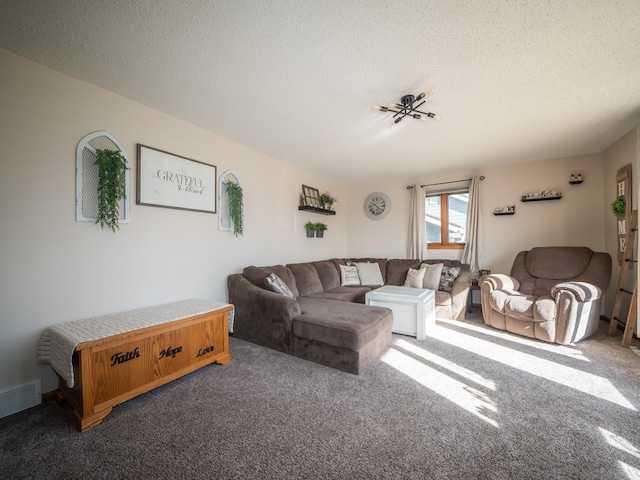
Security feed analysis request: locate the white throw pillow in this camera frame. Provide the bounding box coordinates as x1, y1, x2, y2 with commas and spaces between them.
355, 262, 384, 286
340, 265, 361, 286
420, 263, 444, 290
403, 267, 426, 288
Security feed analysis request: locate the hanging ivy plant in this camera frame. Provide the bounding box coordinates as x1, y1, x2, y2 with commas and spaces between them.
225, 180, 244, 237
611, 196, 626, 218
94, 148, 128, 232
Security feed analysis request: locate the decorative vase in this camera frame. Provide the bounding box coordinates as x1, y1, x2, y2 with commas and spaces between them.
306, 229, 314, 238
316, 231, 324, 238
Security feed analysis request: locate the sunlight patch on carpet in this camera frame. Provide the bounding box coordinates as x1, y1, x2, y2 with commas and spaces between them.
600, 427, 640, 460
431, 320, 636, 411
393, 338, 496, 391
380, 348, 498, 428
619, 461, 640, 480
438, 317, 589, 362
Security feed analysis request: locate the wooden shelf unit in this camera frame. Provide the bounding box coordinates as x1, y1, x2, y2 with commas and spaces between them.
521, 195, 563, 202
298, 205, 336, 215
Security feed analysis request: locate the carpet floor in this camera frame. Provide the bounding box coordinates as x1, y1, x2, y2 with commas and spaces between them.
1, 313, 639, 479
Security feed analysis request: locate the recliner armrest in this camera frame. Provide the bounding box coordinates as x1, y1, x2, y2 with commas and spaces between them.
479, 274, 520, 292
551, 282, 602, 302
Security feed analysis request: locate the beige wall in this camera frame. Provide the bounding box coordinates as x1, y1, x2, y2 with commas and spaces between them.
0, 49, 347, 392
1, 46, 636, 396
348, 153, 606, 275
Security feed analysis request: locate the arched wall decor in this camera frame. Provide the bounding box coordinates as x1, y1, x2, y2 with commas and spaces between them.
218, 169, 241, 232
76, 131, 130, 225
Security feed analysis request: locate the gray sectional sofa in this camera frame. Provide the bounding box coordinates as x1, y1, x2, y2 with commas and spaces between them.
227, 258, 471, 374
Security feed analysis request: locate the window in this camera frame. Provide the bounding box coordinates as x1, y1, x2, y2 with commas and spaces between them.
426, 191, 469, 249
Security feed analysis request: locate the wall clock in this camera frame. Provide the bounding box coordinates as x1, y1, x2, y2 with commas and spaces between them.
364, 192, 391, 220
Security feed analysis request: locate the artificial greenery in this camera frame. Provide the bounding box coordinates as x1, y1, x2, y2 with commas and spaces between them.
320, 191, 338, 207
611, 196, 626, 218
315, 222, 328, 232
225, 180, 244, 237
305, 221, 317, 231
94, 148, 128, 232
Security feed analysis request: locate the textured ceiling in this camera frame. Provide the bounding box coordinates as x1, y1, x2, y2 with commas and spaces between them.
1, 0, 639, 184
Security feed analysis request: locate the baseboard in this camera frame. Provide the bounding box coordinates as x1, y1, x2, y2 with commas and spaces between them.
42, 390, 58, 404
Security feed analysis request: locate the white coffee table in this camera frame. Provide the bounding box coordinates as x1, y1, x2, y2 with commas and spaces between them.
365, 286, 435, 340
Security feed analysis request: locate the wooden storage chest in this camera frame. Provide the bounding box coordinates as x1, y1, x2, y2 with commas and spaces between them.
41, 301, 232, 432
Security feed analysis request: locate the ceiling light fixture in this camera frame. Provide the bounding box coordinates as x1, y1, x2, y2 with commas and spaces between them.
373, 88, 440, 124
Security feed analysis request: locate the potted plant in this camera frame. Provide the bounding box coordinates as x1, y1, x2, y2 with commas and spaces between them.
315, 222, 328, 238
225, 180, 244, 237
320, 191, 338, 210
304, 221, 316, 238
94, 148, 128, 232
611, 196, 626, 218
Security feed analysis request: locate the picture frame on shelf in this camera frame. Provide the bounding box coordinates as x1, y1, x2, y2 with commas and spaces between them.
302, 185, 321, 208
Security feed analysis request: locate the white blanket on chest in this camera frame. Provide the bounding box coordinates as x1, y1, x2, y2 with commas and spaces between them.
37, 299, 234, 388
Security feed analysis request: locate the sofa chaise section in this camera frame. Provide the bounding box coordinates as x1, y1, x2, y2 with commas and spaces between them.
228, 264, 393, 374
228, 257, 472, 374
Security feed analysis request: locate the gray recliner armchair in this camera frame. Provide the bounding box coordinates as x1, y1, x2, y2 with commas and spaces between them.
479, 247, 612, 344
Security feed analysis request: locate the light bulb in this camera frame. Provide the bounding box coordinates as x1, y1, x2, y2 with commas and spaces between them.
422, 87, 434, 97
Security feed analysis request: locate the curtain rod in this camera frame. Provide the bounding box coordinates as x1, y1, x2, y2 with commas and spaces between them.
406, 176, 485, 190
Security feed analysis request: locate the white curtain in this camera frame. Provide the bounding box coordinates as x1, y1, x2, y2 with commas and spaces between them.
461, 176, 481, 277
408, 184, 426, 260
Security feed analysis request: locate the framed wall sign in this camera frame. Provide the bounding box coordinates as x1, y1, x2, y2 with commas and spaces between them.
137, 144, 216, 213
615, 164, 632, 264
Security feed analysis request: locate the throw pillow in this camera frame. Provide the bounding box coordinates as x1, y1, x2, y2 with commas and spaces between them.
403, 267, 427, 288
420, 263, 443, 290
264, 273, 297, 299
340, 264, 361, 286
355, 262, 384, 286
439, 266, 460, 292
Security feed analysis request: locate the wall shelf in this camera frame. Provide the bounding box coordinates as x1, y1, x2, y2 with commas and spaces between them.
521, 195, 563, 202
569, 180, 584, 185
298, 205, 336, 215
493, 211, 515, 216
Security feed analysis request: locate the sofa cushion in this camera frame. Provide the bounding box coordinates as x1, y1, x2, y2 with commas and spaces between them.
355, 262, 384, 286
534, 295, 556, 322
489, 289, 519, 312
288, 263, 324, 296
243, 265, 299, 298
503, 294, 536, 321
434, 291, 451, 306
264, 273, 297, 299
524, 247, 593, 280
493, 292, 555, 323
307, 286, 372, 303
313, 260, 341, 291
386, 259, 421, 286
294, 297, 393, 351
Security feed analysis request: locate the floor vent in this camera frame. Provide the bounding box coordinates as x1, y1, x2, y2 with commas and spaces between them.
0, 380, 41, 419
